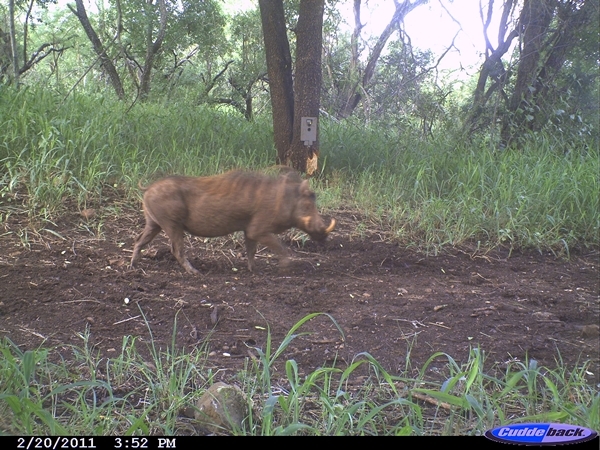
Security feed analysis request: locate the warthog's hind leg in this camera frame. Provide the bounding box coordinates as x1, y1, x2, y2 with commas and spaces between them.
131, 221, 161, 267
163, 225, 199, 274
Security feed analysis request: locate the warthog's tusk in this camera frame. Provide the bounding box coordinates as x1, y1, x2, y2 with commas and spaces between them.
325, 218, 336, 233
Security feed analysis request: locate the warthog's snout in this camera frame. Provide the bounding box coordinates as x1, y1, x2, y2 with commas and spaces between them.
300, 216, 336, 241
130, 170, 335, 274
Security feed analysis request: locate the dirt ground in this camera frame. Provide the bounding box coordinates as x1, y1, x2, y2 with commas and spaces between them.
1, 202, 599, 388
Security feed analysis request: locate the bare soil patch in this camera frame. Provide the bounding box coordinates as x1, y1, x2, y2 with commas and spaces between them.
1, 204, 598, 386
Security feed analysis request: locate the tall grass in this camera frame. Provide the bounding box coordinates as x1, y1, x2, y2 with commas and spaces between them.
0, 88, 274, 218
1, 315, 597, 435
1, 87, 598, 252
321, 120, 599, 253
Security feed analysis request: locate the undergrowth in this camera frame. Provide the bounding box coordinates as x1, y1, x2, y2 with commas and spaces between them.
0, 312, 597, 436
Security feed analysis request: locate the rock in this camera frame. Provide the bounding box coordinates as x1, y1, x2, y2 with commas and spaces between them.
532, 311, 559, 322
80, 208, 96, 220
581, 324, 599, 339
194, 382, 248, 434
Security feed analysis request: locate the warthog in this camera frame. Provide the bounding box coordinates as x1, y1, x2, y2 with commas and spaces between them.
130, 170, 335, 274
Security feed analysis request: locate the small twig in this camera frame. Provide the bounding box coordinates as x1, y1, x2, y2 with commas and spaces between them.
411, 392, 452, 411
310, 339, 339, 344
427, 322, 451, 330
327, 268, 370, 282
219, 250, 234, 266
393, 318, 428, 328
60, 299, 103, 304
112, 315, 140, 325
394, 330, 422, 340
247, 349, 258, 361
547, 337, 586, 348
18, 327, 47, 340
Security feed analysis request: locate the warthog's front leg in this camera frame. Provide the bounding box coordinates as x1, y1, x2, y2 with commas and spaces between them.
251, 233, 291, 270
244, 234, 258, 272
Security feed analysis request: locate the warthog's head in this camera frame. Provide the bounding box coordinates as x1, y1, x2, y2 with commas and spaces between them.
295, 180, 336, 241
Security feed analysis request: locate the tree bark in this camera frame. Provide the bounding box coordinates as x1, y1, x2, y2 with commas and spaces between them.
8, 0, 19, 85
259, 0, 295, 166
500, 0, 593, 145
507, 0, 554, 114
69, 0, 125, 100
465, 0, 596, 146
259, 0, 325, 174
22, 0, 34, 71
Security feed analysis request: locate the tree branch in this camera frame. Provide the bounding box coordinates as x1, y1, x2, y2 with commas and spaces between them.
202, 59, 234, 96
340, 0, 429, 118
69, 0, 125, 99
19, 43, 67, 75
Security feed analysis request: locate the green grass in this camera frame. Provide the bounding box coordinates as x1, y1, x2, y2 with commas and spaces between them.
319, 121, 598, 254
1, 88, 597, 253
0, 314, 597, 436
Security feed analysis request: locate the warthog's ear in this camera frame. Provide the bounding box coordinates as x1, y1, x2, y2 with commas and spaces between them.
299, 179, 311, 195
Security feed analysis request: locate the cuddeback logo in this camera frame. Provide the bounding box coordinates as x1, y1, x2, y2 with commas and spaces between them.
485, 423, 598, 445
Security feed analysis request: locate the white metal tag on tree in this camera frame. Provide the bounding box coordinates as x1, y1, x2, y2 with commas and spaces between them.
301, 117, 317, 146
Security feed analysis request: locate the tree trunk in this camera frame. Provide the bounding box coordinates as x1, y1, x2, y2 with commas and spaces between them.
465, 0, 596, 147
500, 0, 553, 145
464, 0, 518, 134
259, 0, 294, 166
22, 0, 35, 71
507, 0, 554, 114
532, 3, 588, 112
259, 0, 325, 174
500, 0, 593, 145
8, 0, 19, 85
289, 0, 325, 174
139, 0, 168, 101
69, 0, 125, 100
335, 0, 363, 119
